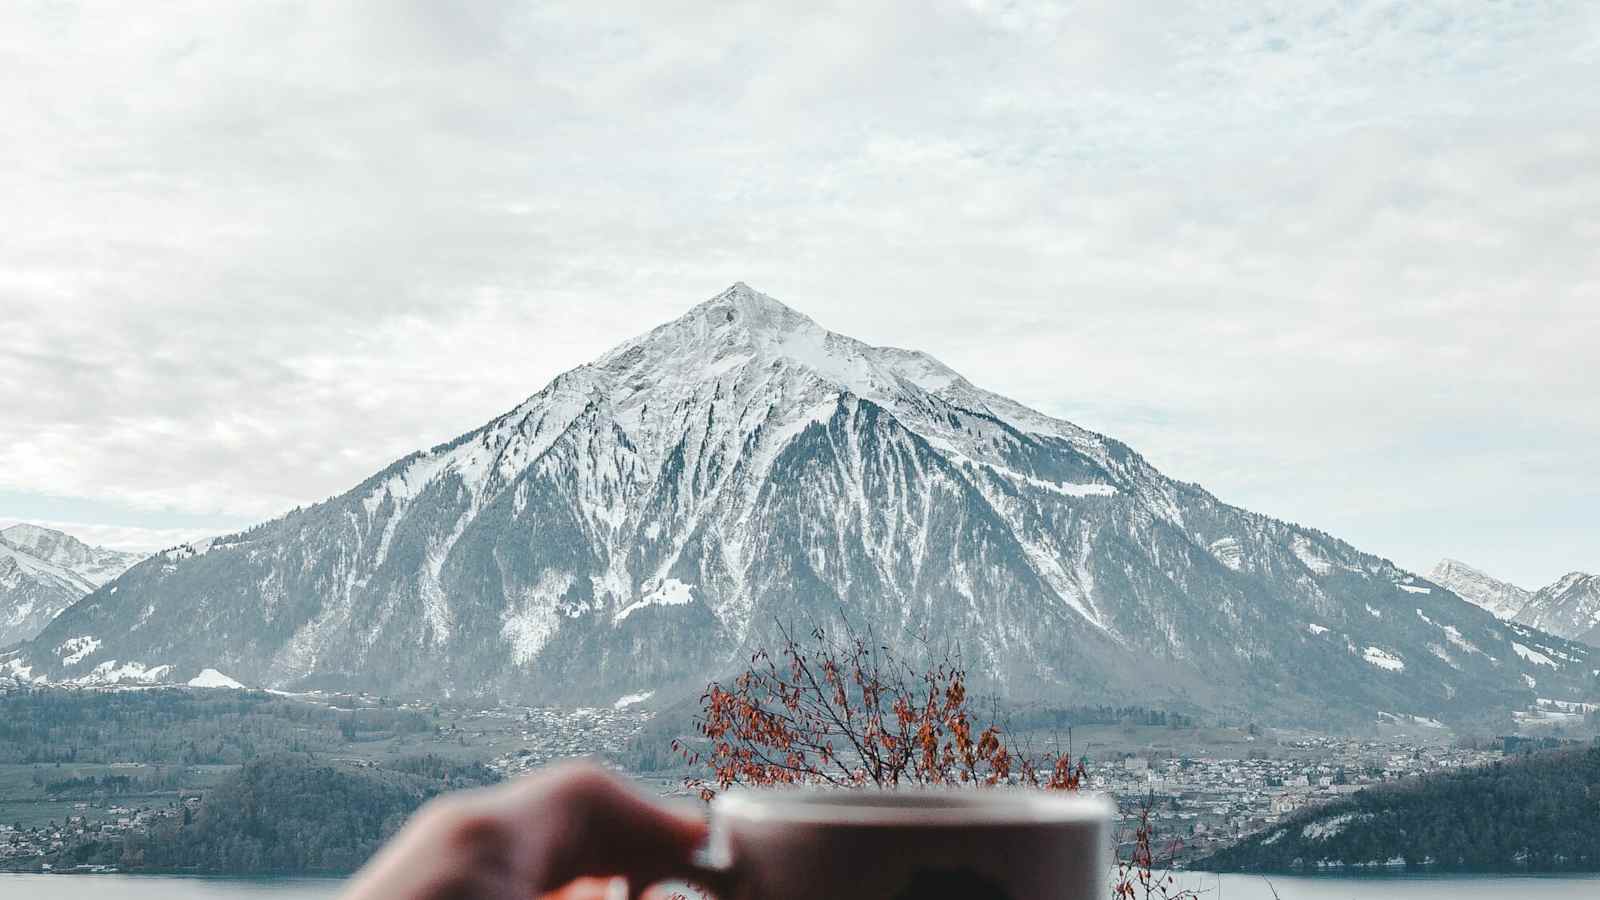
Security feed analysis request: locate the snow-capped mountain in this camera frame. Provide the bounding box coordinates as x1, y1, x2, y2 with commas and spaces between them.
1516, 573, 1600, 648
2, 524, 143, 588
1429, 559, 1533, 620
0, 525, 143, 646
1429, 559, 1600, 649
5, 285, 1594, 723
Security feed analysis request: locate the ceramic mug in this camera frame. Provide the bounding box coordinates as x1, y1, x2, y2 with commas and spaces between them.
690, 789, 1112, 899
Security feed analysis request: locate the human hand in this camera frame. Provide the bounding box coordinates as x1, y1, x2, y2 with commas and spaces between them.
340, 761, 708, 900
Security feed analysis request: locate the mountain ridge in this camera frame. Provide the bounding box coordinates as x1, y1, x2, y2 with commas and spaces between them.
0, 524, 143, 647
1517, 572, 1600, 648
1428, 559, 1533, 620
1430, 558, 1600, 648
5, 285, 1594, 724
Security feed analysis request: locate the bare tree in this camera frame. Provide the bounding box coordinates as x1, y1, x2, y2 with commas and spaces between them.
675, 622, 1199, 899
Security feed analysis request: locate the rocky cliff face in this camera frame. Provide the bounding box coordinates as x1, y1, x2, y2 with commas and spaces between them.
5, 285, 1594, 722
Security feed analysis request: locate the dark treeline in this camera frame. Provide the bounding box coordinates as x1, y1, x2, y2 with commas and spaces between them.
615, 692, 1199, 774
1202, 744, 1600, 872
47, 754, 498, 875
1004, 704, 1196, 731
0, 688, 437, 764
42, 771, 189, 797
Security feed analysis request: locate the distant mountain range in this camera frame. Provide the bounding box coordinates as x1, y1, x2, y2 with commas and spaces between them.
1430, 560, 1600, 648
0, 524, 143, 647
3, 285, 1595, 726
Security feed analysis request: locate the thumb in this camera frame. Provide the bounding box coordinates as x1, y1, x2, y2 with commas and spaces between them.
495, 762, 708, 894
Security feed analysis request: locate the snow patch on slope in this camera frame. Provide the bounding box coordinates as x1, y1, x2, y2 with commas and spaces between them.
1302, 812, 1371, 841
1512, 642, 1556, 668
57, 636, 100, 666
188, 668, 245, 689
615, 578, 697, 624
501, 572, 576, 664
1363, 647, 1405, 672
1209, 537, 1245, 571
1440, 624, 1480, 655
1291, 536, 1333, 576
73, 660, 172, 685
613, 690, 654, 709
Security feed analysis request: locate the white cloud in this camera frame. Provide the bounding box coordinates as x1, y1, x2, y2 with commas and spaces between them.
0, 1, 1596, 586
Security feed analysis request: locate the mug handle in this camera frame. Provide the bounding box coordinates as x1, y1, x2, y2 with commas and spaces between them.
638, 841, 739, 899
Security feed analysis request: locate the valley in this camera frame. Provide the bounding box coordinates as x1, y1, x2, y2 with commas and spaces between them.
4, 683, 1591, 875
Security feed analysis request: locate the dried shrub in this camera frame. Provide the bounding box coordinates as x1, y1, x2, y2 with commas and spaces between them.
674, 623, 1198, 899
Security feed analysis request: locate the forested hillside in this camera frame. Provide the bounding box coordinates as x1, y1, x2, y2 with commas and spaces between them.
0, 688, 436, 764
1201, 745, 1600, 872
0, 688, 651, 873
43, 754, 496, 875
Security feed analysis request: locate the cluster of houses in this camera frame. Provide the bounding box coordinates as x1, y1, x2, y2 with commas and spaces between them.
1084, 735, 1509, 862
484, 704, 655, 776
0, 796, 201, 869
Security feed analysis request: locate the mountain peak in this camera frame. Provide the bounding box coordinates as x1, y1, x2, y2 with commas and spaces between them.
597, 283, 821, 373
1549, 571, 1598, 592
0, 523, 142, 585
597, 284, 896, 409
1, 523, 143, 646
1428, 558, 1531, 620
1516, 571, 1600, 649
2, 522, 61, 541
2, 523, 86, 557
689, 282, 817, 336
586, 285, 1089, 464
1433, 558, 1496, 580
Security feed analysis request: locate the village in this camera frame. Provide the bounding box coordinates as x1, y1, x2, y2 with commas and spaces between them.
0, 796, 200, 872
2, 692, 1549, 874
1084, 735, 1526, 863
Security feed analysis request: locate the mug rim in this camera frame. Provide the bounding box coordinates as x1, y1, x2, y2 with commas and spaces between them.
712, 786, 1113, 826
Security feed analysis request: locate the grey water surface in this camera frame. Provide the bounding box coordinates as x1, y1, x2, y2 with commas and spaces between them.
7, 872, 1600, 899
0, 874, 342, 898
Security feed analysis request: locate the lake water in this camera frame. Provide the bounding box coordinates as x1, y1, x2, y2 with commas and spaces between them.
1177, 872, 1600, 898
0, 874, 342, 898
4, 871, 1600, 898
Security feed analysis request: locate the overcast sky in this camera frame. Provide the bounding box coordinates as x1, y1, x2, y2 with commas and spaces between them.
2, 1, 1596, 588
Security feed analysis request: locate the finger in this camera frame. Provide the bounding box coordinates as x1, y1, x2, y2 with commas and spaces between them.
539, 876, 624, 900
342, 785, 529, 900
500, 761, 708, 893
